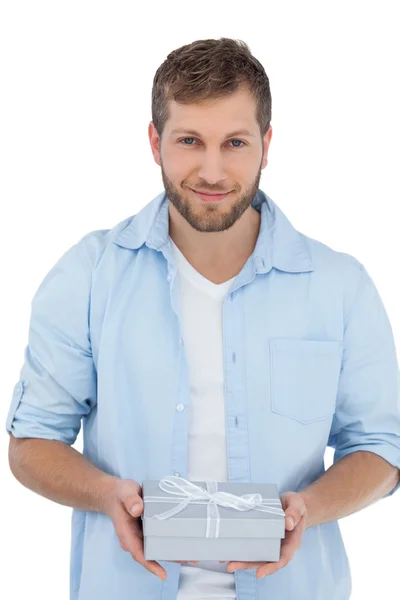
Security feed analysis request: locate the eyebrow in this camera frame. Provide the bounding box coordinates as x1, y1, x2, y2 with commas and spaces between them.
170, 128, 256, 138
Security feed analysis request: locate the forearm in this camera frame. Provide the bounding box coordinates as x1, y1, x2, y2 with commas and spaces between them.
8, 435, 118, 514
298, 450, 400, 529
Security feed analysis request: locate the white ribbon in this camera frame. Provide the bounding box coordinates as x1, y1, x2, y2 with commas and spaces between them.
143, 476, 285, 538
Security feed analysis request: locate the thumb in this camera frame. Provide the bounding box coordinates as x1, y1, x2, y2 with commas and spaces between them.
123, 496, 144, 517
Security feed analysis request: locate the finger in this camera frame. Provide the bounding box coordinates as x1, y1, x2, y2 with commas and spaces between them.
226, 561, 264, 572
118, 481, 144, 516
126, 497, 144, 517
128, 532, 167, 579
281, 515, 306, 559
281, 494, 307, 531
117, 479, 143, 509
256, 515, 307, 579
256, 558, 287, 578
133, 556, 167, 580
113, 505, 166, 580
285, 506, 304, 531
285, 515, 295, 531
114, 504, 144, 548
169, 560, 199, 565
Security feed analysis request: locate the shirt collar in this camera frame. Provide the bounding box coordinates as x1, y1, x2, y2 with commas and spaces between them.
113, 189, 314, 274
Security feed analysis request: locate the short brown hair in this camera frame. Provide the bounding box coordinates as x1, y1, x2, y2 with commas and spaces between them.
151, 38, 272, 141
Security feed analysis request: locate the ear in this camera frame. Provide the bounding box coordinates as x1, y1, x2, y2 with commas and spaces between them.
261, 125, 273, 170
148, 121, 161, 166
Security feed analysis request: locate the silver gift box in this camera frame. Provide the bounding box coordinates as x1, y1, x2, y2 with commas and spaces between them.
141, 478, 286, 562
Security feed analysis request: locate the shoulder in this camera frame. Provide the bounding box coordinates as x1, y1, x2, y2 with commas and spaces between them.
301, 231, 365, 276
33, 215, 136, 299
48, 214, 136, 279
75, 215, 135, 267
299, 231, 369, 308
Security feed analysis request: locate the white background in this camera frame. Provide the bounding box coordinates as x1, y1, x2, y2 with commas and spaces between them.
1, 1, 399, 598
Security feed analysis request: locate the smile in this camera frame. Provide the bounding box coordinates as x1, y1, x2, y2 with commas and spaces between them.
191, 189, 230, 202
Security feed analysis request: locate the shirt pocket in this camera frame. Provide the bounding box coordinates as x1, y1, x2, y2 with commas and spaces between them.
269, 338, 343, 424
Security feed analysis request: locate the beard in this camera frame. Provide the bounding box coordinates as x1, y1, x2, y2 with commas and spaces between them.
160, 157, 263, 233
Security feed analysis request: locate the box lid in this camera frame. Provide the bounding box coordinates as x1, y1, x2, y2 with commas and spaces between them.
142, 480, 285, 540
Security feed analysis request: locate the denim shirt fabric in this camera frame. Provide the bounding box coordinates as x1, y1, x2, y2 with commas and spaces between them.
6, 189, 400, 600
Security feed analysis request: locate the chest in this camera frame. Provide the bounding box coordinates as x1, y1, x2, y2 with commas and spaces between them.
89, 250, 344, 487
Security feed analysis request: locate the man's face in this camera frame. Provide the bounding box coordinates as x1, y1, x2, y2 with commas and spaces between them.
149, 87, 272, 233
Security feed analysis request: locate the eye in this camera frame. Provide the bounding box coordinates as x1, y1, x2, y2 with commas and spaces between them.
230, 139, 245, 148
178, 138, 246, 148
179, 137, 197, 145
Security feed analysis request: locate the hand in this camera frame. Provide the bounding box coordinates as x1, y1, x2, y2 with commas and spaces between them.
105, 478, 197, 580
105, 478, 169, 579
225, 491, 307, 579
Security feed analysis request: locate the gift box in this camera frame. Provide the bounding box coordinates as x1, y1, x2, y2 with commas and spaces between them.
141, 476, 286, 562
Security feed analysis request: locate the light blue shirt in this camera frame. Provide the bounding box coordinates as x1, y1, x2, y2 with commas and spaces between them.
6, 189, 400, 600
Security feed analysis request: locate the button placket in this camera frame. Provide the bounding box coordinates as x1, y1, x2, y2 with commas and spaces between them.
169, 283, 190, 481
223, 285, 251, 483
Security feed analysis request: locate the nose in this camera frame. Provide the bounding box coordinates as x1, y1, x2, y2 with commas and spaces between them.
197, 151, 228, 186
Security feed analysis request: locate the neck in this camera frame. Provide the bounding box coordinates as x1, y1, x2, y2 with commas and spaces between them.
168, 203, 261, 268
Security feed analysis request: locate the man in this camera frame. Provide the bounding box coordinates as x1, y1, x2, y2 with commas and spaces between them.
6, 37, 400, 600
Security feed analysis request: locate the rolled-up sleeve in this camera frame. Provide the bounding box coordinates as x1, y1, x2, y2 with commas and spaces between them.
6, 235, 97, 445
328, 263, 400, 497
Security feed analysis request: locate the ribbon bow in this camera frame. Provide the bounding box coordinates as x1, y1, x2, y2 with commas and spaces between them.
143, 475, 285, 538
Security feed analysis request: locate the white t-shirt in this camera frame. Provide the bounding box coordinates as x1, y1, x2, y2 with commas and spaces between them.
170, 239, 237, 600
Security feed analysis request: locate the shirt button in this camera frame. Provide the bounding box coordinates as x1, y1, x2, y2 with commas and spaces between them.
174, 472, 181, 477
176, 403, 185, 412
255, 256, 265, 271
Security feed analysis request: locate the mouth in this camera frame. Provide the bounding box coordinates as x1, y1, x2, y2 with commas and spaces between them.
190, 188, 231, 202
